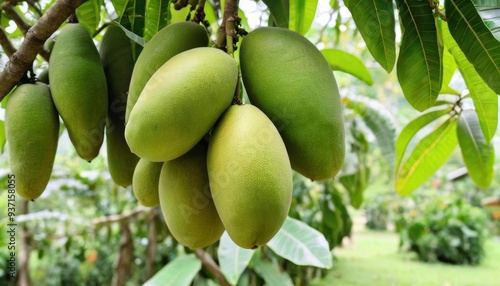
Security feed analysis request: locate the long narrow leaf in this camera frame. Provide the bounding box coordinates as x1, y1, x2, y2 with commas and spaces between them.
473, 0, 500, 40
251, 258, 293, 286
396, 117, 458, 195
446, 0, 500, 94
289, 0, 318, 35
441, 20, 498, 143
396, 0, 442, 111
344, 0, 396, 72
267, 217, 332, 269
321, 49, 374, 85
75, 0, 102, 34
218, 232, 255, 285
440, 44, 460, 95
143, 254, 201, 286
344, 95, 396, 172
457, 109, 495, 188
143, 0, 169, 41
263, 0, 289, 28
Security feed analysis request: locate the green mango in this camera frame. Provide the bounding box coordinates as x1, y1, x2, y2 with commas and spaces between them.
5, 83, 59, 200
240, 27, 345, 181
100, 25, 139, 186
38, 69, 49, 84
133, 159, 162, 207
49, 23, 108, 162
126, 47, 238, 162
159, 142, 224, 249
125, 21, 209, 123
207, 104, 292, 249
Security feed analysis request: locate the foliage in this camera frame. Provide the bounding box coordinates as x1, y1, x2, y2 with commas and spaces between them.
399, 195, 488, 265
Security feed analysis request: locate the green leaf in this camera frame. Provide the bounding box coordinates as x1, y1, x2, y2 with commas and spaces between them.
117, 0, 146, 60
75, 0, 102, 34
267, 217, 332, 268
457, 109, 495, 188
113, 22, 146, 47
440, 44, 460, 95
395, 108, 450, 174
263, 0, 289, 28
473, 0, 500, 40
0, 120, 5, 154
143, 0, 169, 41
143, 254, 201, 286
446, 0, 500, 94
344, 95, 396, 172
289, 0, 318, 35
321, 49, 374, 85
251, 258, 293, 286
169, 1, 187, 24
396, 117, 458, 195
344, 0, 396, 72
340, 168, 370, 209
441, 20, 498, 143
111, 0, 128, 19
218, 232, 255, 285
395, 0, 442, 111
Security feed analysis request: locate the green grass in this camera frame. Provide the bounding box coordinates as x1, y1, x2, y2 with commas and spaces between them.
312, 230, 500, 286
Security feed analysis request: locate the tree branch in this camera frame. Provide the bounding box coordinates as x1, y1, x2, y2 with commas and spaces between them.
92, 205, 151, 228
0, 26, 17, 57
215, 0, 238, 51
0, 0, 88, 101
194, 249, 231, 286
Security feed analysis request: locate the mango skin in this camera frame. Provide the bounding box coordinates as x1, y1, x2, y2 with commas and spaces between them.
125, 21, 209, 123
159, 142, 224, 249
5, 83, 59, 200
125, 47, 238, 162
133, 159, 162, 207
240, 27, 345, 181
100, 25, 139, 186
207, 104, 292, 249
49, 23, 108, 161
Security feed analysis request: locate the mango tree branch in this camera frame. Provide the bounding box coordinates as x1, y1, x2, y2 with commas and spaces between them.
194, 249, 231, 286
0, 26, 17, 57
0, 0, 88, 101
215, 0, 238, 51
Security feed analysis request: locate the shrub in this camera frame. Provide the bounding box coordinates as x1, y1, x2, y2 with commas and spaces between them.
399, 195, 488, 265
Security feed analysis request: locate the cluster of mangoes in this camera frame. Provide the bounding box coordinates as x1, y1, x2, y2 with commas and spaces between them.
5, 20, 345, 250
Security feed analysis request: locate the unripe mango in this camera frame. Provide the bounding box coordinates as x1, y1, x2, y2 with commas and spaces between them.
5, 83, 59, 200
159, 142, 224, 249
207, 104, 292, 249
126, 47, 238, 162
240, 27, 345, 181
100, 25, 139, 186
132, 159, 162, 207
38, 69, 49, 84
49, 23, 107, 161
125, 21, 209, 123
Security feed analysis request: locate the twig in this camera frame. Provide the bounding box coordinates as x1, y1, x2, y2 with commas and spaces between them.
92, 205, 150, 228
194, 249, 231, 286
214, 0, 238, 51
0, 0, 88, 101
0, 26, 17, 57
193, 0, 206, 24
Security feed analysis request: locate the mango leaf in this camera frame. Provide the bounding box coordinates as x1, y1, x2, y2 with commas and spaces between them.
446, 0, 500, 94
289, 0, 318, 35
441, 20, 498, 143
344, 95, 396, 172
0, 120, 5, 153
396, 117, 458, 195
395, 108, 450, 175
267, 216, 332, 268
395, 0, 442, 111
344, 0, 396, 72
169, 2, 187, 23
75, 0, 102, 34
143, 0, 169, 41
263, 0, 289, 28
143, 254, 201, 286
251, 257, 293, 286
113, 22, 146, 47
457, 109, 495, 188
321, 49, 373, 85
473, 0, 500, 40
218, 232, 255, 285
111, 0, 127, 18
340, 168, 370, 209
440, 44, 460, 95
117, 0, 146, 60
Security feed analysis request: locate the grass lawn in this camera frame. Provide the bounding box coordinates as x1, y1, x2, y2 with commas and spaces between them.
312, 230, 500, 286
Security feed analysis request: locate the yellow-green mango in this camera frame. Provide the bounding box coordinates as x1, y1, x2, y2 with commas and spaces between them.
132, 159, 162, 207
49, 23, 107, 162
100, 25, 139, 186
207, 104, 292, 249
126, 47, 238, 162
125, 21, 209, 123
240, 27, 345, 181
159, 142, 224, 249
5, 83, 59, 200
